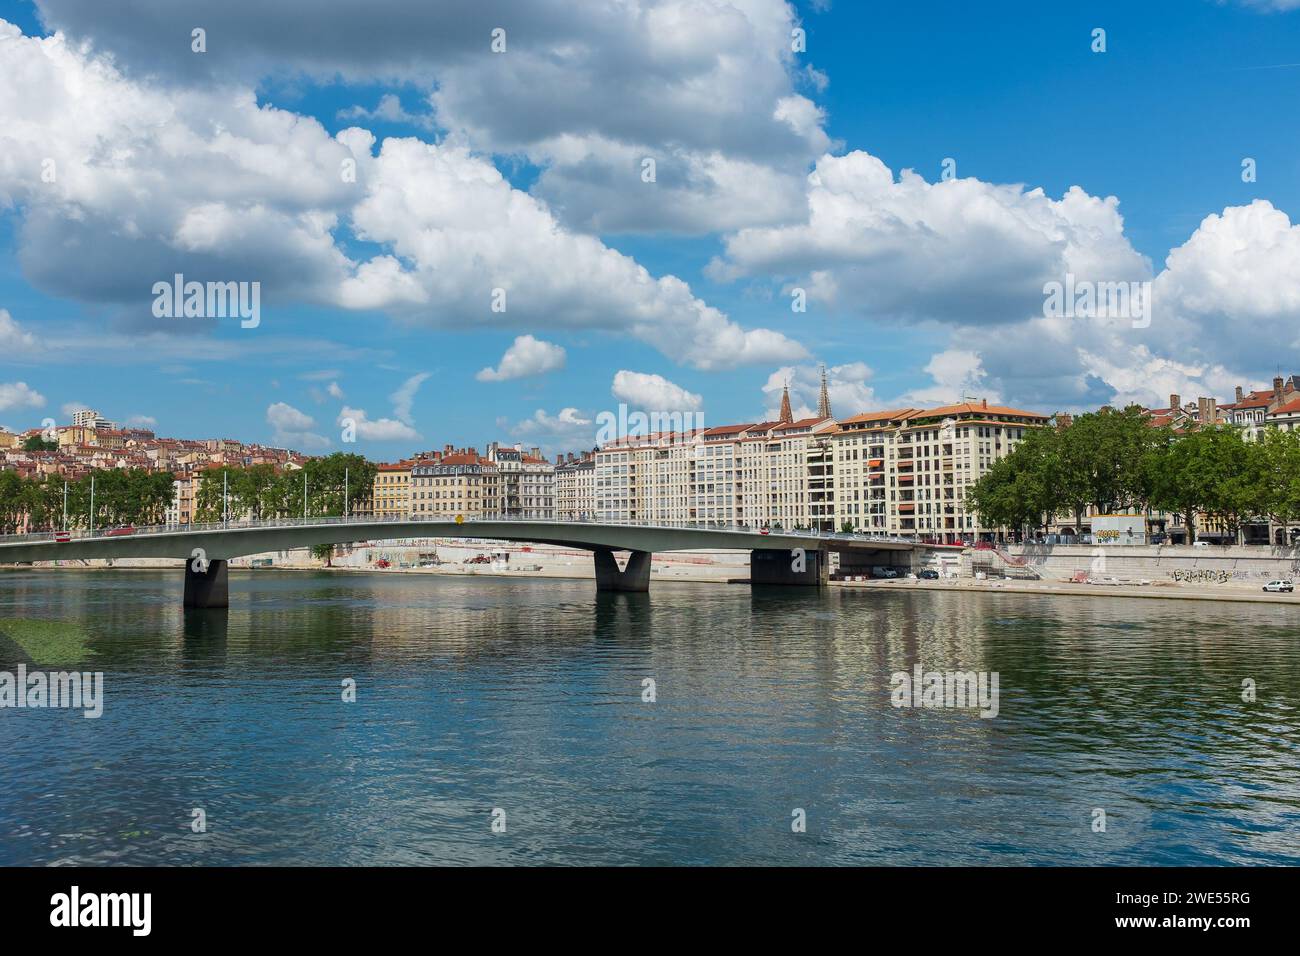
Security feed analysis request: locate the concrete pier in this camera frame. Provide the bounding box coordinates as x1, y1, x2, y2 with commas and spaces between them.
750, 547, 829, 586
593, 548, 652, 592
183, 558, 229, 609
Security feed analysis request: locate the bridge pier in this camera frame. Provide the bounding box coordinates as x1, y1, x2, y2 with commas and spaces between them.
184, 558, 229, 609
593, 548, 652, 592
750, 547, 829, 586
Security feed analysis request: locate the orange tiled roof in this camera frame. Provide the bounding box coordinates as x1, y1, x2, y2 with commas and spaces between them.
915, 402, 1050, 420
839, 407, 921, 426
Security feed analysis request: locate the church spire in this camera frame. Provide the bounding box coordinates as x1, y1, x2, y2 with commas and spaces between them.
817, 364, 832, 418
778, 381, 793, 423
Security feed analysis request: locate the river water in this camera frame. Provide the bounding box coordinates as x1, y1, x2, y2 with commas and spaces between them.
1, 569, 1297, 865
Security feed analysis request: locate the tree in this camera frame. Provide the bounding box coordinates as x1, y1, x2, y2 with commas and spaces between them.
22, 434, 58, 452
1055, 406, 1157, 529
1259, 428, 1300, 533
1145, 427, 1221, 543
968, 425, 1063, 534
0, 469, 25, 533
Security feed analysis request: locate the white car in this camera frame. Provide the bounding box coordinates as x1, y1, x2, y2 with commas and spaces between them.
1263, 580, 1294, 593
1191, 540, 1210, 548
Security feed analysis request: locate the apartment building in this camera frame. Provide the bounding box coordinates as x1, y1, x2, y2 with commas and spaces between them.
412, 452, 492, 519
483, 442, 555, 519
831, 408, 918, 534
373, 461, 413, 518
555, 452, 596, 521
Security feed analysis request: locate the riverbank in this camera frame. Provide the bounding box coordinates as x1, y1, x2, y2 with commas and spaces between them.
838, 576, 1300, 604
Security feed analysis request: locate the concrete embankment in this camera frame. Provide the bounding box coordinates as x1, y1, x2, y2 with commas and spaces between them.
837, 576, 1300, 605
1001, 543, 1300, 591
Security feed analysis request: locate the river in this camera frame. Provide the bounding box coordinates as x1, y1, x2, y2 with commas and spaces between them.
1, 569, 1297, 865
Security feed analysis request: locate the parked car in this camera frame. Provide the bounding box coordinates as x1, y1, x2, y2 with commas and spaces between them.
1263, 580, 1294, 593
918, 568, 940, 579
1192, 540, 1210, 548
871, 566, 899, 579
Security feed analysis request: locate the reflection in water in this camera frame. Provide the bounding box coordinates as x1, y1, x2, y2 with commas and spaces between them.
0, 569, 1297, 865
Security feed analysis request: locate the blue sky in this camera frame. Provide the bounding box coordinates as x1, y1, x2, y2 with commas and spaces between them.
1, 0, 1298, 458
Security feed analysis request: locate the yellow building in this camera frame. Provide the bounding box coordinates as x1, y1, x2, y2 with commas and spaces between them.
372, 461, 413, 518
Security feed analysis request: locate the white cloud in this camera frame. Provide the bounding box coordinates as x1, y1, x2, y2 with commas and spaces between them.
336, 93, 433, 129
762, 362, 874, 419
0, 381, 46, 412
326, 381, 344, 399
388, 371, 430, 425
343, 137, 806, 369
0, 309, 40, 355
712, 150, 1151, 326
30, 1, 830, 235
896, 351, 997, 407
266, 401, 329, 449
338, 405, 419, 442
476, 335, 566, 382
611, 370, 702, 411
502, 407, 596, 453
60, 400, 91, 417
125, 414, 157, 428
0, 22, 799, 373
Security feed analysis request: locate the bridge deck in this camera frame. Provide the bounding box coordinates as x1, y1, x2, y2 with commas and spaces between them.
0, 519, 931, 563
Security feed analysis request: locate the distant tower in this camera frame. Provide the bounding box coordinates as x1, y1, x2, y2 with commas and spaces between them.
778, 381, 793, 423
817, 364, 832, 418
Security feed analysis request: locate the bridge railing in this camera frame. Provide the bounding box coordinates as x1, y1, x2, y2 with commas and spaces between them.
0, 512, 924, 547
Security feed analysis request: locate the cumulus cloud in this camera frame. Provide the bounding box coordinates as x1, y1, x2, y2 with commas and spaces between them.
0, 381, 46, 412
762, 362, 874, 419
711, 150, 1151, 326
266, 401, 329, 449
125, 414, 158, 428
343, 137, 806, 369
336, 93, 433, 129
337, 406, 419, 442
30, 0, 830, 234
0, 309, 40, 356
611, 370, 702, 411
476, 335, 566, 382
0, 22, 795, 371
500, 406, 595, 453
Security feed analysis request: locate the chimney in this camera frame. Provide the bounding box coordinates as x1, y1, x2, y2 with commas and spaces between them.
1170, 393, 1181, 412
1198, 397, 1215, 424
1274, 376, 1285, 405
1235, 386, 1244, 403
981, 398, 988, 410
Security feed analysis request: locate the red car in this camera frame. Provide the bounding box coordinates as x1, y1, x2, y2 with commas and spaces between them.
104, 526, 136, 537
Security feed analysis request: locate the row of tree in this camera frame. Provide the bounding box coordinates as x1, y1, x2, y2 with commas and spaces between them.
967, 407, 1300, 542
190, 454, 376, 524
0, 468, 176, 533
0, 453, 378, 534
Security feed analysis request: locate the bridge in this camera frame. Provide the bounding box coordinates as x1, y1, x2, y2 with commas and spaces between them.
0, 517, 937, 607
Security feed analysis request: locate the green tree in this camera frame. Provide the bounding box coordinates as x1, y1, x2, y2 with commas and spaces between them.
0, 469, 26, 533
968, 425, 1063, 535
22, 434, 58, 452
1145, 427, 1222, 543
